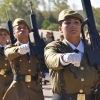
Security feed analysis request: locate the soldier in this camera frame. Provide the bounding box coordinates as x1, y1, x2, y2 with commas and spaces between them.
44, 9, 100, 100
44, 32, 53, 45
0, 27, 13, 99
3, 18, 44, 100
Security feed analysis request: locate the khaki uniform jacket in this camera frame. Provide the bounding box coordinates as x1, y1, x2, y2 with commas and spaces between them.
0, 48, 12, 99
44, 40, 100, 94
3, 42, 44, 100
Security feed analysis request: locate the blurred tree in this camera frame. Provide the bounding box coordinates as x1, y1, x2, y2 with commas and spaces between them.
42, 20, 50, 29
92, 7, 100, 33
51, 0, 69, 19
47, 23, 59, 31
0, 0, 99, 32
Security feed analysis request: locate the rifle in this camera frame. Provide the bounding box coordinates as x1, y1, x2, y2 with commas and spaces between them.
29, 1, 48, 73
50, 30, 55, 41
6, 10, 16, 44
81, 0, 100, 68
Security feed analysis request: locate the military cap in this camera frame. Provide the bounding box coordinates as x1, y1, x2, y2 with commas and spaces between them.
0, 26, 9, 34
13, 18, 30, 31
58, 9, 84, 23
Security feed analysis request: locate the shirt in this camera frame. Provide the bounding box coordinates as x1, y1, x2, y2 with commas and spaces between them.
0, 44, 7, 49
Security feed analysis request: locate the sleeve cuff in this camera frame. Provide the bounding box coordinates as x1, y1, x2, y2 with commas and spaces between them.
60, 54, 70, 66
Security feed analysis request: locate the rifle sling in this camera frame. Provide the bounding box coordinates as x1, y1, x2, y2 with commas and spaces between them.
58, 69, 66, 100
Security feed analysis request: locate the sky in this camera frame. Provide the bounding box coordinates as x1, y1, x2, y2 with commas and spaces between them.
67, 0, 100, 10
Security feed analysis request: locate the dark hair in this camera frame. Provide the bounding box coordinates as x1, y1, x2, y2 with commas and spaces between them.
60, 35, 64, 38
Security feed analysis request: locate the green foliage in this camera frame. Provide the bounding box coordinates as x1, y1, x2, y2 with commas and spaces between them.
91, 7, 100, 33
0, 0, 99, 32
47, 23, 59, 31
96, 24, 100, 33
51, 0, 69, 20
42, 20, 50, 29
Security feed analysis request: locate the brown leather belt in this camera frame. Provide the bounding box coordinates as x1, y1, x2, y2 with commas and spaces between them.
13, 74, 38, 82
52, 93, 95, 100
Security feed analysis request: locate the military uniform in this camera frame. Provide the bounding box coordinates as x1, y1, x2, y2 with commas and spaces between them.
0, 27, 13, 99
0, 47, 13, 99
3, 42, 44, 100
44, 9, 100, 100
44, 40, 100, 99
3, 18, 44, 100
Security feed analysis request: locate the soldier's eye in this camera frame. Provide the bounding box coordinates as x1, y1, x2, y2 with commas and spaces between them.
17, 28, 21, 30
23, 27, 28, 30
66, 22, 71, 25
74, 21, 80, 24
0, 34, 7, 36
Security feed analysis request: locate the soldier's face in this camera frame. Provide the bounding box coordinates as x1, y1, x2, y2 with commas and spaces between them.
0, 31, 9, 44
46, 33, 51, 39
59, 18, 81, 39
13, 24, 29, 39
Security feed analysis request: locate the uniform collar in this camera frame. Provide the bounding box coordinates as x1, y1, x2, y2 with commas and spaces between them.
0, 44, 7, 48
65, 39, 84, 53
19, 41, 29, 46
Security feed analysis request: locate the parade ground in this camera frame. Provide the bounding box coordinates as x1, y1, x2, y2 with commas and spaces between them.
43, 82, 53, 100
42, 73, 52, 100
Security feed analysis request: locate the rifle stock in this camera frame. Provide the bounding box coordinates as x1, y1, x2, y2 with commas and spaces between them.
51, 31, 54, 41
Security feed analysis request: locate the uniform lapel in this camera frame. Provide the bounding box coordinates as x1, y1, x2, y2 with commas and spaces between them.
62, 39, 74, 53
0, 48, 4, 56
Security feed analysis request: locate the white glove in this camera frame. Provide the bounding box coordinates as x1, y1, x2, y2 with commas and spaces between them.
18, 44, 30, 55
63, 53, 81, 67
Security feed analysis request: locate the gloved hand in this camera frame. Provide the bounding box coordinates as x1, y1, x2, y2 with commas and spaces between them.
63, 53, 81, 67
18, 44, 30, 55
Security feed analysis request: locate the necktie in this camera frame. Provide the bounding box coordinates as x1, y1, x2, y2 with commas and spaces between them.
74, 49, 79, 53
1, 47, 4, 50
26, 52, 30, 58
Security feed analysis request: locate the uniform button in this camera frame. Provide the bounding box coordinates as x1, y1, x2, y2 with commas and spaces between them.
5, 64, 7, 66
80, 67, 84, 70
19, 60, 22, 62
70, 98, 72, 99
79, 89, 83, 93
28, 85, 30, 88
37, 61, 39, 62
4, 75, 6, 77
5, 58, 7, 60
28, 69, 31, 72
28, 61, 31, 63
81, 78, 84, 81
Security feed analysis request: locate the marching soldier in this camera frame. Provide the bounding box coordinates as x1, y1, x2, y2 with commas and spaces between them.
3, 18, 44, 100
44, 9, 100, 100
0, 27, 12, 99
